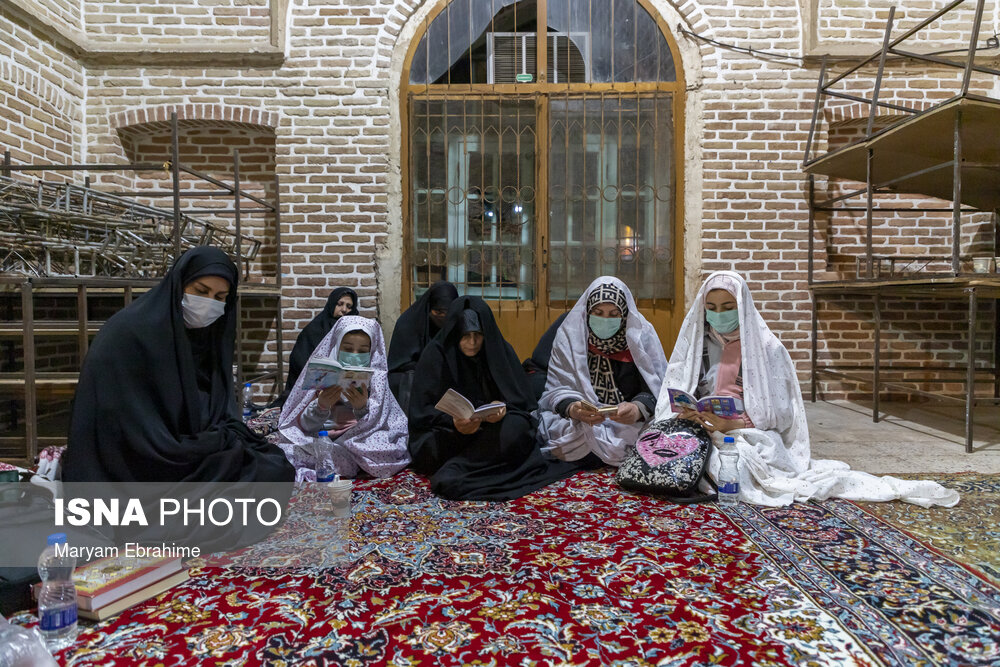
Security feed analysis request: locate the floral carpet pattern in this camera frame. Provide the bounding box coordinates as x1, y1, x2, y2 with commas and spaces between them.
857, 473, 1000, 586
16, 469, 1000, 666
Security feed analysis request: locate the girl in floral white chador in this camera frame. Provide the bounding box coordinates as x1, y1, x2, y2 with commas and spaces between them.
658, 270, 959, 508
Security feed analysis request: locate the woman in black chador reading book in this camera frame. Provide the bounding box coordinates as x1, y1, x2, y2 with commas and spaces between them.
63, 246, 294, 484
406, 296, 580, 500
275, 286, 359, 406
387, 281, 459, 410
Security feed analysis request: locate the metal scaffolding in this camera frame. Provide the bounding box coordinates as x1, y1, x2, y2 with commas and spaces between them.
0, 112, 284, 462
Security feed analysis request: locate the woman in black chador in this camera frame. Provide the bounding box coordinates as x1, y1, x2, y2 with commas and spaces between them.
387, 281, 459, 409
278, 286, 359, 405
406, 296, 579, 500
63, 246, 294, 484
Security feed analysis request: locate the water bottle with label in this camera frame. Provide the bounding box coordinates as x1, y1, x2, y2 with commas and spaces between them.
241, 382, 254, 422
314, 431, 336, 482
36, 533, 78, 651
717, 436, 740, 506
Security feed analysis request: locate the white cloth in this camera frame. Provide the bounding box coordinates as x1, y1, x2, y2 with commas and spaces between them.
277, 316, 410, 482
537, 276, 668, 466
657, 270, 959, 508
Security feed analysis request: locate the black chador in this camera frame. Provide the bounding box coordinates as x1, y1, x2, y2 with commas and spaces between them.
406, 296, 580, 500
63, 247, 294, 484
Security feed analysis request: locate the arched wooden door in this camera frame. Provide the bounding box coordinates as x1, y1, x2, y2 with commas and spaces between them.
402, 0, 685, 357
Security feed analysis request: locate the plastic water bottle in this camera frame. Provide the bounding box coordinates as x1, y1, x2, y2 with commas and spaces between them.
241, 382, 254, 422
0, 615, 58, 667
314, 431, 336, 482
717, 436, 741, 506
36, 533, 78, 651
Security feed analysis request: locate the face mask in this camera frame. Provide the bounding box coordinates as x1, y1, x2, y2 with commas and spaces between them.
182, 293, 226, 329
338, 350, 371, 368
706, 308, 740, 334
588, 315, 623, 340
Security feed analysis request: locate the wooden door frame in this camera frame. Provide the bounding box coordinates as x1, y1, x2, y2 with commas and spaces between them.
399, 0, 687, 355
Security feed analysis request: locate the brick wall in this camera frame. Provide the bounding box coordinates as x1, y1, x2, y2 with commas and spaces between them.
0, 11, 84, 167
2, 0, 997, 406
13, 0, 83, 39
817, 0, 996, 46
83, 0, 271, 43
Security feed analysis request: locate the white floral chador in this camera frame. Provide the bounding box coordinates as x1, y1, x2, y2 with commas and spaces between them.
657, 270, 959, 508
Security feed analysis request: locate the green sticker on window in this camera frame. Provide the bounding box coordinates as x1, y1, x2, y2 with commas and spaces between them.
515, 73, 533, 83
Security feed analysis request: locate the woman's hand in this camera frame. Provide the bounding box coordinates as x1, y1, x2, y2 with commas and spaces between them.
608, 401, 641, 425
482, 402, 506, 424
344, 384, 369, 411
681, 408, 742, 433
569, 401, 605, 426
316, 386, 343, 411
454, 415, 482, 435
698, 412, 744, 434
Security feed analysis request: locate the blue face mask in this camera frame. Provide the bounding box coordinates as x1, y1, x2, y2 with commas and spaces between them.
588, 314, 623, 340
706, 308, 740, 334
338, 350, 371, 368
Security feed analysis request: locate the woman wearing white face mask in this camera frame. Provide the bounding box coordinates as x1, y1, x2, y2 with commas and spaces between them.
63, 246, 295, 484
657, 270, 959, 508
537, 277, 668, 466
278, 316, 410, 482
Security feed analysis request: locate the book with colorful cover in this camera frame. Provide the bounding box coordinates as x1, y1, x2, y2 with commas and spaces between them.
666, 388, 744, 418
78, 569, 190, 621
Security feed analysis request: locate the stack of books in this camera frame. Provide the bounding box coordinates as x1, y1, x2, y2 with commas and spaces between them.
34, 555, 188, 621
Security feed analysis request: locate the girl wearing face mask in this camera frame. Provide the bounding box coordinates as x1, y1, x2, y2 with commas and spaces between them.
278, 316, 410, 482
675, 272, 755, 433
406, 297, 582, 500
655, 270, 958, 508
63, 246, 295, 484
537, 277, 668, 467
275, 287, 359, 407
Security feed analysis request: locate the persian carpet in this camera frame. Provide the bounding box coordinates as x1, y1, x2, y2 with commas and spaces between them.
856, 473, 1000, 587
15, 469, 1000, 666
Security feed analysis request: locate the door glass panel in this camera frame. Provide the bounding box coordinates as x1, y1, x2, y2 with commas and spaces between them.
548, 93, 674, 302
410, 96, 536, 300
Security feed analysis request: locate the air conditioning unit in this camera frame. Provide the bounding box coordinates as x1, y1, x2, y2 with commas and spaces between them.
487, 32, 590, 84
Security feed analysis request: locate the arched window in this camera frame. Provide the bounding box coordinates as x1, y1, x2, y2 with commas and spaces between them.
403, 0, 683, 350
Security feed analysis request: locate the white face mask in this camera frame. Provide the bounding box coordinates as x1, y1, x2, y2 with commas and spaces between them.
182, 293, 226, 329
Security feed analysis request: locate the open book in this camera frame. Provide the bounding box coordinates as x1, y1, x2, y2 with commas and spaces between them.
435, 388, 506, 420
303, 357, 373, 392
578, 400, 619, 416
667, 388, 744, 418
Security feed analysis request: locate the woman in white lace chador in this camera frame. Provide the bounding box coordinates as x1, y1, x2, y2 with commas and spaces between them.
657, 270, 959, 508
537, 277, 668, 466
277, 316, 410, 483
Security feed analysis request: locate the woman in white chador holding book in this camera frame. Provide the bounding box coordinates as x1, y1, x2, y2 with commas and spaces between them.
537, 276, 668, 466
657, 270, 959, 507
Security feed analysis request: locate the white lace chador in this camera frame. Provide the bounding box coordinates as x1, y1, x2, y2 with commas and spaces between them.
278, 316, 410, 482
538, 276, 668, 466
656, 270, 959, 508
